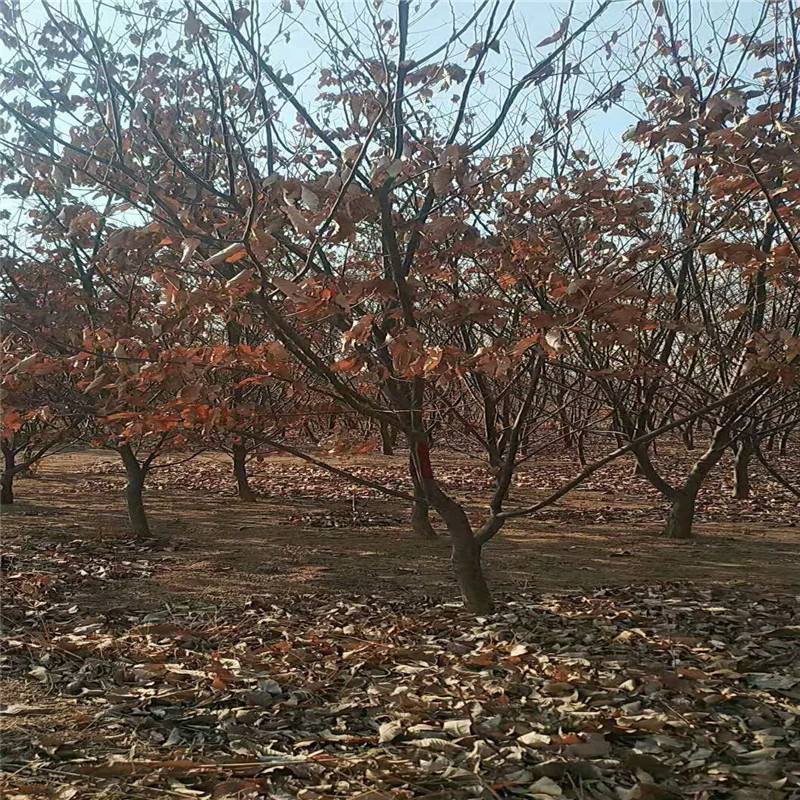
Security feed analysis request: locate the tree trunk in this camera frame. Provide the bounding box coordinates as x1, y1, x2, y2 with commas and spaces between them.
125, 473, 150, 537
232, 443, 256, 501
451, 533, 493, 614
558, 413, 574, 448
732, 436, 754, 499
576, 430, 587, 467
380, 420, 396, 456
118, 445, 151, 537
664, 490, 697, 539
1, 472, 13, 505
411, 499, 437, 539
682, 422, 695, 451
1, 447, 15, 505
406, 439, 494, 612
416, 442, 493, 612
408, 453, 437, 539
661, 431, 728, 539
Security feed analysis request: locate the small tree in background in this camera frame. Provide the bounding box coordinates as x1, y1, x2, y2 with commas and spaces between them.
1, 347, 82, 504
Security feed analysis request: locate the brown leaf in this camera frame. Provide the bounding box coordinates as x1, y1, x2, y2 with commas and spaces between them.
538, 16, 570, 47
378, 720, 403, 743
566, 733, 610, 758
224, 248, 248, 264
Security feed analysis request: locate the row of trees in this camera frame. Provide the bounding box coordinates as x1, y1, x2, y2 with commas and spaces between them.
2, 0, 798, 611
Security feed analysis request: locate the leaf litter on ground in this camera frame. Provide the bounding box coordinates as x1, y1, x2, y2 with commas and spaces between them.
83, 447, 799, 529
2, 537, 799, 799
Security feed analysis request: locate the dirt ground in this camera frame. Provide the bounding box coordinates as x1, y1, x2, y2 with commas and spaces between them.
3, 449, 798, 612
2, 449, 799, 799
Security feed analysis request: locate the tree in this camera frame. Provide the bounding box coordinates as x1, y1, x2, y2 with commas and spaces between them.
0, 347, 81, 504
2, 0, 796, 609
498, 0, 800, 538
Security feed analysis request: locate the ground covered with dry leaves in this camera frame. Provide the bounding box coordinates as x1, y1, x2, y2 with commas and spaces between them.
2, 451, 799, 799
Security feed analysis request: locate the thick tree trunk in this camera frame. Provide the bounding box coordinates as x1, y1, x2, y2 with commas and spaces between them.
732, 436, 754, 499
661, 433, 727, 539
416, 442, 493, 612
451, 533, 493, 614
1, 472, 13, 505
664, 490, 697, 539
232, 444, 256, 501
411, 499, 437, 539
1, 448, 15, 505
118, 445, 151, 537
125, 475, 150, 537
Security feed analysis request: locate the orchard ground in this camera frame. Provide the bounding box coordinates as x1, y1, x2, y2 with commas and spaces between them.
4, 448, 799, 606
2, 448, 799, 799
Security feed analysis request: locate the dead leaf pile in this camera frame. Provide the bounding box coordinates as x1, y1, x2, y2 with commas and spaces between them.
2, 569, 799, 799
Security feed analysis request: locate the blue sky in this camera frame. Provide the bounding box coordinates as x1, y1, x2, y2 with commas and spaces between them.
6, 0, 769, 154
246, 0, 768, 157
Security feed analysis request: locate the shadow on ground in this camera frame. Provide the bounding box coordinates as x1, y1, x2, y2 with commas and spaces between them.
4, 451, 798, 614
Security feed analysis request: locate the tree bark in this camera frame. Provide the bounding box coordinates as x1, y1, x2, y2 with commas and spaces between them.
630, 444, 674, 498
1, 447, 15, 505
1, 472, 13, 505
408, 453, 437, 539
732, 436, 754, 499
416, 443, 493, 612
380, 420, 396, 456
451, 532, 493, 613
232, 443, 256, 501
118, 445, 151, 537
576, 430, 587, 467
411, 499, 437, 539
661, 434, 727, 539
125, 474, 150, 537
664, 490, 697, 539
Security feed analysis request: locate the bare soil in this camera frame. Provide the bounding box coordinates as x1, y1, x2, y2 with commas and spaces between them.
3, 449, 798, 612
